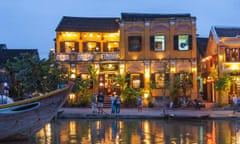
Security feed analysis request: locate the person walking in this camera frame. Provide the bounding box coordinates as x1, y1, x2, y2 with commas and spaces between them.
91, 93, 97, 113
115, 94, 121, 115
137, 96, 143, 112
97, 92, 104, 114
111, 93, 116, 114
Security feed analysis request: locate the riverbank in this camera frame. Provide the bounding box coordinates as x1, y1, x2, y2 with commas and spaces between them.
58, 107, 240, 119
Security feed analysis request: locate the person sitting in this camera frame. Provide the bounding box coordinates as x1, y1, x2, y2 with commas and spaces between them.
194, 99, 200, 110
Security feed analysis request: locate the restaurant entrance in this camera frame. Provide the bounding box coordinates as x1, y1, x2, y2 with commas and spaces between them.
98, 73, 120, 96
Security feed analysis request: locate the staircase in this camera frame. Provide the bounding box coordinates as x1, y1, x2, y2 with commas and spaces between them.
103, 96, 112, 108
89, 96, 112, 108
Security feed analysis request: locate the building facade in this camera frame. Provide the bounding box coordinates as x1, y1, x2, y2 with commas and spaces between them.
202, 26, 240, 104
55, 13, 198, 105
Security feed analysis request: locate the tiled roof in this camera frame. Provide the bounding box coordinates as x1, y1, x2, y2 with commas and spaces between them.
0, 48, 39, 67
55, 16, 120, 32
121, 13, 192, 21
214, 27, 240, 37
197, 37, 208, 56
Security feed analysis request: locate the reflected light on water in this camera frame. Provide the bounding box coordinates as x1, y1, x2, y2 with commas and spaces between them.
31, 119, 240, 144
143, 120, 151, 144
36, 123, 52, 144
69, 121, 77, 144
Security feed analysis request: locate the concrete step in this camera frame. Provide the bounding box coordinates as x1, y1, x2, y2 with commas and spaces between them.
89, 96, 112, 108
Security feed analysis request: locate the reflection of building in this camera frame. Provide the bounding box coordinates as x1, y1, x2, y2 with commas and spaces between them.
202, 26, 240, 104
55, 13, 198, 104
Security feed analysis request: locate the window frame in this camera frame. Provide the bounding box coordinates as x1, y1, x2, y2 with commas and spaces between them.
174, 34, 192, 51
60, 41, 79, 53
128, 36, 142, 52
82, 41, 101, 52
150, 35, 166, 52
103, 41, 120, 52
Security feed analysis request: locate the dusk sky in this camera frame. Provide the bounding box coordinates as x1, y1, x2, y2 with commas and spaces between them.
0, 0, 240, 59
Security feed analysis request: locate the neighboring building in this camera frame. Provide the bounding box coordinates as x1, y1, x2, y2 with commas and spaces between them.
55, 13, 198, 105
197, 37, 208, 100
202, 26, 240, 104
0, 44, 39, 93
0, 45, 39, 68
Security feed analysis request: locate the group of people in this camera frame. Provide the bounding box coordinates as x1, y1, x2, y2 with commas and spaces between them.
91, 92, 104, 114
91, 91, 143, 114
110, 92, 121, 115
91, 91, 121, 115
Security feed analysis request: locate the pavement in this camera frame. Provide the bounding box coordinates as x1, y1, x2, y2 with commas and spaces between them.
58, 107, 240, 119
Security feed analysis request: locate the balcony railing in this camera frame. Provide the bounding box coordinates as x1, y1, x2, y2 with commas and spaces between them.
100, 52, 120, 60
222, 62, 240, 72
56, 52, 120, 62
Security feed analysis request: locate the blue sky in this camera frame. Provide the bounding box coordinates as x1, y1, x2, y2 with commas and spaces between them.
0, 0, 240, 59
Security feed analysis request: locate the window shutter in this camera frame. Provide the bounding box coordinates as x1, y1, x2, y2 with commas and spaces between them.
75, 42, 79, 52
128, 36, 131, 51
83, 42, 88, 52
96, 42, 101, 50
139, 37, 142, 51
150, 36, 154, 51
103, 42, 108, 52
174, 35, 178, 50
60, 42, 65, 52
188, 35, 192, 50
140, 74, 144, 88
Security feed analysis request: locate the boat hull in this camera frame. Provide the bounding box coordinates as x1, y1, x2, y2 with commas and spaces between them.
0, 82, 73, 140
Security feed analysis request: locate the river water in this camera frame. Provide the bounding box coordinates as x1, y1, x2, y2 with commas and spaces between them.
1, 118, 240, 144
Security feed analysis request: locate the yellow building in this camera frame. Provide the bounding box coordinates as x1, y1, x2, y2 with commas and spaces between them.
55, 13, 198, 105
202, 26, 240, 105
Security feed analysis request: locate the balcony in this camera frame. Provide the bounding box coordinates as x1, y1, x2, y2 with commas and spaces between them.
222, 62, 240, 72
55, 52, 120, 62
100, 52, 120, 61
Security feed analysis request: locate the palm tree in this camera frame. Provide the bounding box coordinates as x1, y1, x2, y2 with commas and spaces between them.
215, 73, 233, 105
87, 65, 98, 94
109, 74, 128, 96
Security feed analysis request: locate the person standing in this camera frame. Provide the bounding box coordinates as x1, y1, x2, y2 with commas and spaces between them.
111, 93, 116, 114
233, 95, 238, 114
115, 94, 121, 115
97, 92, 104, 114
137, 96, 143, 112
91, 93, 97, 113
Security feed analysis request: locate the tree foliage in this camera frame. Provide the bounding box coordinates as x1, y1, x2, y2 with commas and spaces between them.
215, 74, 233, 92
109, 74, 128, 95
5, 53, 68, 96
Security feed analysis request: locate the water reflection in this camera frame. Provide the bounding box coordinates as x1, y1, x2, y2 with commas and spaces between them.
2, 119, 240, 144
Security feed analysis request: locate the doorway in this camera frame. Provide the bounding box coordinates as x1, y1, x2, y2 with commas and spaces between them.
98, 73, 119, 96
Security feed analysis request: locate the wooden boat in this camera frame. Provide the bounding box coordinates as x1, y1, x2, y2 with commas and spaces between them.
0, 81, 74, 140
